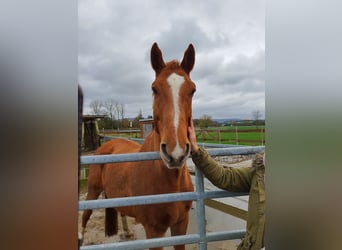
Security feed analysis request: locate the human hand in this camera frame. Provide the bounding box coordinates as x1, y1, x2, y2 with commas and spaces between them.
188, 118, 199, 153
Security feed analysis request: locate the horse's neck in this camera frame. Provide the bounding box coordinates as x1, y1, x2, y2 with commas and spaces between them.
140, 130, 160, 152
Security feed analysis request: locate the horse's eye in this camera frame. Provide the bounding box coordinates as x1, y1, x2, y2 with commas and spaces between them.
152, 86, 158, 95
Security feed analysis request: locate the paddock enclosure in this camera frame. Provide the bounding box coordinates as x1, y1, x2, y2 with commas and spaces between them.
79, 144, 264, 250
79, 43, 265, 249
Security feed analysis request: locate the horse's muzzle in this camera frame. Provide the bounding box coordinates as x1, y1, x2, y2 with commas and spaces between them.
160, 143, 190, 169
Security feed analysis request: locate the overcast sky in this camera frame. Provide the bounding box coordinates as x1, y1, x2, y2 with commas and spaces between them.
79, 0, 265, 120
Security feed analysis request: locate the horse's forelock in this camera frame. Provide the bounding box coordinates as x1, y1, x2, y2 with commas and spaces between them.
165, 60, 181, 69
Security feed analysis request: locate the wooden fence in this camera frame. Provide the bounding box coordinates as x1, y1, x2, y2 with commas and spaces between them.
196, 128, 265, 145
101, 127, 265, 145
101, 129, 141, 138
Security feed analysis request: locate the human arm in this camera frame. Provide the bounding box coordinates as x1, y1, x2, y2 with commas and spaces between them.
188, 119, 252, 192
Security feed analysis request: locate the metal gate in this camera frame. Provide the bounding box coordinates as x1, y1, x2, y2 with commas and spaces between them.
79, 145, 264, 250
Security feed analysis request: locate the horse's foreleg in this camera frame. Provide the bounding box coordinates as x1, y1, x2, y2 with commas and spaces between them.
143, 224, 168, 250
170, 213, 190, 250
120, 214, 134, 239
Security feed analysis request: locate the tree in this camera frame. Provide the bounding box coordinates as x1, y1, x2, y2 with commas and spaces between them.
198, 114, 214, 128
118, 102, 125, 121
252, 110, 262, 128
115, 102, 126, 130
103, 98, 116, 130
192, 119, 200, 127
89, 100, 104, 115
132, 110, 144, 128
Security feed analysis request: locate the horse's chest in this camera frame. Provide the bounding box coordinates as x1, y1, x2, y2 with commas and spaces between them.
137, 201, 191, 227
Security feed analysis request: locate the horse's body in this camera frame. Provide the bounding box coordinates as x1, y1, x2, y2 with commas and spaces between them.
82, 43, 196, 250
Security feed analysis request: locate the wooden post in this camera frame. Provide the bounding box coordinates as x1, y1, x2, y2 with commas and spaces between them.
235, 127, 239, 145
82, 115, 106, 151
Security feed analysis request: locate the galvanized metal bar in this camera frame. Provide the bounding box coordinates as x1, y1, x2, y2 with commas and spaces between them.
204, 190, 249, 199
80, 233, 200, 250
197, 142, 243, 148
79, 230, 247, 250
79, 190, 248, 210
206, 229, 246, 242
81, 151, 160, 164
80, 146, 264, 165
195, 168, 207, 250
79, 192, 196, 210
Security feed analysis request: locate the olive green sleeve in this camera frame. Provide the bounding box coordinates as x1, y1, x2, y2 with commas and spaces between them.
191, 147, 252, 192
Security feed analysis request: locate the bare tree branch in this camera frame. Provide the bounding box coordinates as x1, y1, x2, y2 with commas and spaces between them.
103, 98, 117, 130
89, 100, 104, 115
115, 102, 126, 130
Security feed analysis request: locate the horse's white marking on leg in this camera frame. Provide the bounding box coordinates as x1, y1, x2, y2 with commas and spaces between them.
167, 73, 184, 159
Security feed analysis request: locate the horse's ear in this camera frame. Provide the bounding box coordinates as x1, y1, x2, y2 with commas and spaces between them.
151, 42, 165, 76
181, 44, 195, 75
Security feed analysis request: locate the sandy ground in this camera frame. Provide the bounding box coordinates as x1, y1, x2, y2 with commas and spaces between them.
78, 192, 145, 245
79, 157, 251, 249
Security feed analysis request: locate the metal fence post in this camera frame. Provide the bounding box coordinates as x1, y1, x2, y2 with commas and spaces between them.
195, 167, 207, 250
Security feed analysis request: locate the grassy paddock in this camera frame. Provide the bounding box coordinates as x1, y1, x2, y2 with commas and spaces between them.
98, 125, 265, 146
196, 125, 265, 146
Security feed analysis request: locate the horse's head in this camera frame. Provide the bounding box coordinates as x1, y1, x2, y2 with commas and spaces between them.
150, 43, 196, 169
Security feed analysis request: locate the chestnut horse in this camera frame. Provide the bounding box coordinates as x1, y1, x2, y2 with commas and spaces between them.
82, 43, 196, 250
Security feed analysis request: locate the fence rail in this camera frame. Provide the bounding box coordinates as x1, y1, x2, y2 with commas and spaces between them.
79, 145, 265, 250
80, 146, 264, 165
197, 128, 265, 145
100, 127, 265, 145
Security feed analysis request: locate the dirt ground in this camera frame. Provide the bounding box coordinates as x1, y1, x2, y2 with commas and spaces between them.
78, 192, 141, 245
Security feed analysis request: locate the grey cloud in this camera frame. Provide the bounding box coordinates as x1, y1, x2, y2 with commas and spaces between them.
154, 19, 228, 61
79, 0, 265, 119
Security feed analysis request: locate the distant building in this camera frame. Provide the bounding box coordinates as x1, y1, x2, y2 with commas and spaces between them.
139, 118, 154, 138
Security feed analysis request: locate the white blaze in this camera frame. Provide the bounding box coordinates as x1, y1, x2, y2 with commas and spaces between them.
166, 73, 185, 159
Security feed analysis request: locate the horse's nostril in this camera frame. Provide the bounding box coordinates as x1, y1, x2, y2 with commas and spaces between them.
179, 143, 190, 162
161, 143, 171, 162
161, 143, 190, 168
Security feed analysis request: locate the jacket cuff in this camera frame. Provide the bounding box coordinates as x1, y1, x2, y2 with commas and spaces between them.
191, 147, 207, 161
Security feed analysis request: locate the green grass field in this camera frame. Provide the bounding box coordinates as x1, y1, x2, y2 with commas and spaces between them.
196, 125, 265, 146
100, 125, 265, 146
